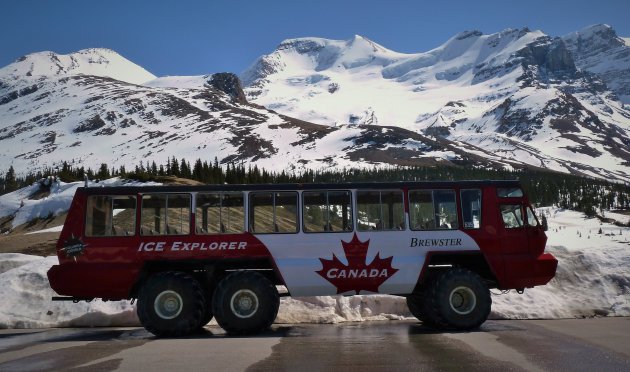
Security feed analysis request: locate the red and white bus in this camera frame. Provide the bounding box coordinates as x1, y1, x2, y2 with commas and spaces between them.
48, 180, 557, 336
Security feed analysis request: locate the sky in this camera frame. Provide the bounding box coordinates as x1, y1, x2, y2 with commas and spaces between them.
1, 0, 629, 77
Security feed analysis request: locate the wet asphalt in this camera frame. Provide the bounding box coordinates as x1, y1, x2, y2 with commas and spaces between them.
0, 318, 629, 371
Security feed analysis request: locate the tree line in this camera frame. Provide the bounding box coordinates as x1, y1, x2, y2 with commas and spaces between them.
1, 158, 629, 216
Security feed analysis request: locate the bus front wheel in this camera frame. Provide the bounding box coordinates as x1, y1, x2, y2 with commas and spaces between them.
212, 271, 279, 334
137, 271, 206, 337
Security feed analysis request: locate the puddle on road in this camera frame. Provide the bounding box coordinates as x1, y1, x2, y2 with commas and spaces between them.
0, 329, 149, 371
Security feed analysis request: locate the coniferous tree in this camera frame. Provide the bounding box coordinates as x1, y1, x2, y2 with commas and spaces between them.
97, 164, 110, 180
4, 166, 17, 192
171, 157, 180, 177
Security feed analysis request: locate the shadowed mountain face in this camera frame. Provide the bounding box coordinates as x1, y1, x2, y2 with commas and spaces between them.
1, 25, 630, 181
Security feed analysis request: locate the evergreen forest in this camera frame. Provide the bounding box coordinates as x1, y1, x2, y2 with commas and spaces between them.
1, 157, 629, 218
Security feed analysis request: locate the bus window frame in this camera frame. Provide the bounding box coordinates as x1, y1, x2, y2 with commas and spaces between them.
500, 203, 525, 229
195, 191, 246, 235
408, 188, 460, 231
460, 189, 482, 230
139, 192, 192, 236
355, 189, 405, 232
85, 194, 138, 238
525, 205, 541, 227
302, 189, 353, 234
248, 191, 299, 234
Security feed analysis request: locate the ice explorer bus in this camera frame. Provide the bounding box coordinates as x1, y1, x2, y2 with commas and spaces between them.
48, 180, 557, 336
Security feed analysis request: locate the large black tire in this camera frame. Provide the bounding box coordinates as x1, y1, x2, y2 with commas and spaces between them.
407, 271, 443, 327
195, 282, 215, 330
197, 301, 214, 330
424, 267, 491, 330
212, 271, 279, 335
137, 271, 206, 337
407, 291, 427, 324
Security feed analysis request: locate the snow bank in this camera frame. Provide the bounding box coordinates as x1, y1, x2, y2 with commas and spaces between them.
491, 208, 630, 319
0, 178, 161, 229
0, 254, 137, 329
0, 207, 628, 328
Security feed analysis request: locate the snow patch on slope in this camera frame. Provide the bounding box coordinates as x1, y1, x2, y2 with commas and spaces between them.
143, 75, 211, 89
0, 178, 161, 229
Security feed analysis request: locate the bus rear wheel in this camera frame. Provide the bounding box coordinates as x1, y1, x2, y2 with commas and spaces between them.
212, 271, 279, 334
424, 267, 491, 330
137, 271, 205, 337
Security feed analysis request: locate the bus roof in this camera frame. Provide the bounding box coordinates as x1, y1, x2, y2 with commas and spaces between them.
77, 179, 522, 195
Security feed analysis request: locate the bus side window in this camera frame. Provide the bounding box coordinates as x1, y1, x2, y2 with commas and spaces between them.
196, 193, 244, 234
222, 193, 245, 233
86, 195, 137, 237
526, 206, 540, 227
141, 194, 190, 235
356, 190, 404, 231
111, 196, 137, 235
275, 192, 298, 233
303, 191, 352, 233
409, 190, 434, 230
329, 191, 353, 231
461, 189, 482, 229
434, 190, 458, 230
497, 187, 523, 198
249, 192, 298, 234
303, 192, 327, 232
500, 204, 524, 228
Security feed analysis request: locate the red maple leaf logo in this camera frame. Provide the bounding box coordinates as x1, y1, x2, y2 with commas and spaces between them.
316, 233, 398, 294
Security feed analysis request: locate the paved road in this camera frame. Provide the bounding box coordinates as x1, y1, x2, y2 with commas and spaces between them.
0, 318, 629, 371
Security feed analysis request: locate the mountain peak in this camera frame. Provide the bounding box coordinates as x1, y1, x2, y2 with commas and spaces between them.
0, 48, 156, 85
581, 23, 613, 34
563, 23, 623, 47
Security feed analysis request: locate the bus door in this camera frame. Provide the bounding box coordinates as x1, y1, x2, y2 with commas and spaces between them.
499, 202, 533, 287
524, 205, 547, 256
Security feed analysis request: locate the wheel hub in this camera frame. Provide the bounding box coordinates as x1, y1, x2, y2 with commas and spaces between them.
154, 290, 183, 320
449, 286, 477, 315
230, 289, 259, 319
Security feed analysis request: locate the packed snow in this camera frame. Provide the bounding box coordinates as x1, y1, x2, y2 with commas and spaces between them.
0, 178, 161, 229
25, 225, 63, 234
143, 75, 212, 89
0, 207, 628, 329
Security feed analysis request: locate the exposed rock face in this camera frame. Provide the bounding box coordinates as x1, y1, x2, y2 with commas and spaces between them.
207, 73, 247, 104
518, 37, 576, 75
563, 24, 630, 103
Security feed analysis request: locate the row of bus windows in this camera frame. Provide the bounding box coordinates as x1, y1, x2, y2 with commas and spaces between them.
85, 189, 483, 237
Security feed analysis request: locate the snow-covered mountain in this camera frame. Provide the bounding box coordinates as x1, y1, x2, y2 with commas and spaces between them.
0, 48, 156, 85
1, 48, 505, 175
1, 25, 630, 181
242, 26, 630, 181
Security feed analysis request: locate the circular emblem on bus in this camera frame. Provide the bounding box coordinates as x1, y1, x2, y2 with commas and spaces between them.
62, 235, 87, 259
